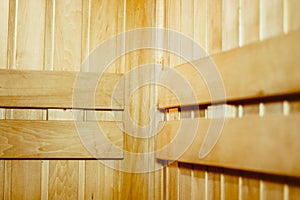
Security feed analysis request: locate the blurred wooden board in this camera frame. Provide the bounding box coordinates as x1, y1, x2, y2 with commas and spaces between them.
0, 70, 124, 109
0, 120, 123, 159
159, 29, 300, 108
156, 114, 300, 177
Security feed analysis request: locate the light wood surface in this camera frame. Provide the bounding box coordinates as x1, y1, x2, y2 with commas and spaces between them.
159, 30, 300, 108
157, 114, 300, 177
0, 120, 123, 159
0, 69, 124, 109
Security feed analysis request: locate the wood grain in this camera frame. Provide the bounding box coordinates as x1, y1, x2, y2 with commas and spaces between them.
260, 0, 284, 40
222, 0, 239, 50
192, 165, 206, 200
49, 160, 78, 199
194, 0, 207, 57
0, 69, 124, 109
166, 162, 179, 199
286, 0, 300, 32
16, 0, 46, 70
11, 161, 41, 200
207, 0, 222, 54
0, 160, 4, 199
240, 0, 259, 46
53, 0, 82, 71
0, 120, 123, 159
157, 114, 300, 177
159, 30, 300, 108
0, 0, 9, 69
166, 0, 181, 67
179, 163, 192, 199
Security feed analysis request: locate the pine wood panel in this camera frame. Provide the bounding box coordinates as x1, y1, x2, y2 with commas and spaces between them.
16, 0, 46, 70
260, 0, 284, 40
166, 0, 181, 67
0, 160, 4, 199
49, 160, 79, 199
223, 170, 239, 200
159, 30, 300, 108
0, 69, 124, 109
240, 0, 259, 45
192, 165, 206, 200
287, 0, 300, 31
207, 168, 221, 200
120, 0, 156, 199
166, 162, 179, 199
222, 0, 239, 50
179, 163, 192, 199
0, 0, 8, 69
53, 0, 82, 71
207, 0, 222, 54
194, 0, 207, 57
11, 161, 41, 200
241, 172, 261, 200
157, 114, 300, 177
0, 120, 123, 159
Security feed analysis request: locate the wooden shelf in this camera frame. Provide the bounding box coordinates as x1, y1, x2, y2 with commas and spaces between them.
0, 70, 124, 109
0, 120, 123, 159
159, 29, 300, 108
156, 114, 300, 177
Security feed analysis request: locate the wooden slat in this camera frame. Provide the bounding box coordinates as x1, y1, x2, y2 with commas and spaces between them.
0, 120, 123, 159
159, 30, 300, 108
0, 69, 124, 109
156, 114, 300, 177
0, 0, 9, 69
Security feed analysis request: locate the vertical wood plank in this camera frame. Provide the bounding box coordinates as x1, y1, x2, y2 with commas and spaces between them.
16, 0, 46, 70
240, 0, 260, 46
4, 160, 12, 200
167, 0, 181, 67
192, 165, 206, 200
44, 0, 56, 71
81, 0, 91, 72
11, 161, 41, 200
85, 161, 102, 200
121, 0, 156, 199
179, 163, 192, 200
241, 172, 260, 200
167, 162, 179, 199
222, 0, 240, 50
89, 0, 118, 73
41, 160, 50, 200
53, 0, 82, 71
262, 180, 284, 200
289, 180, 300, 200
194, 0, 207, 57
0, 160, 4, 200
260, 0, 284, 40
7, 0, 18, 69
181, 0, 194, 62
49, 161, 78, 199
0, 0, 9, 69
286, 0, 300, 32
207, 0, 222, 54
77, 161, 85, 200
207, 168, 221, 200
223, 170, 239, 200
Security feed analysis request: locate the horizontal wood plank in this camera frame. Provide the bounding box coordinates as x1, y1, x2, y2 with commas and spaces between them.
0, 120, 123, 159
0, 70, 124, 109
159, 29, 300, 108
156, 114, 300, 177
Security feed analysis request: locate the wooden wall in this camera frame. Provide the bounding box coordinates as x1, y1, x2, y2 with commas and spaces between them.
0, 0, 300, 199
162, 0, 300, 200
